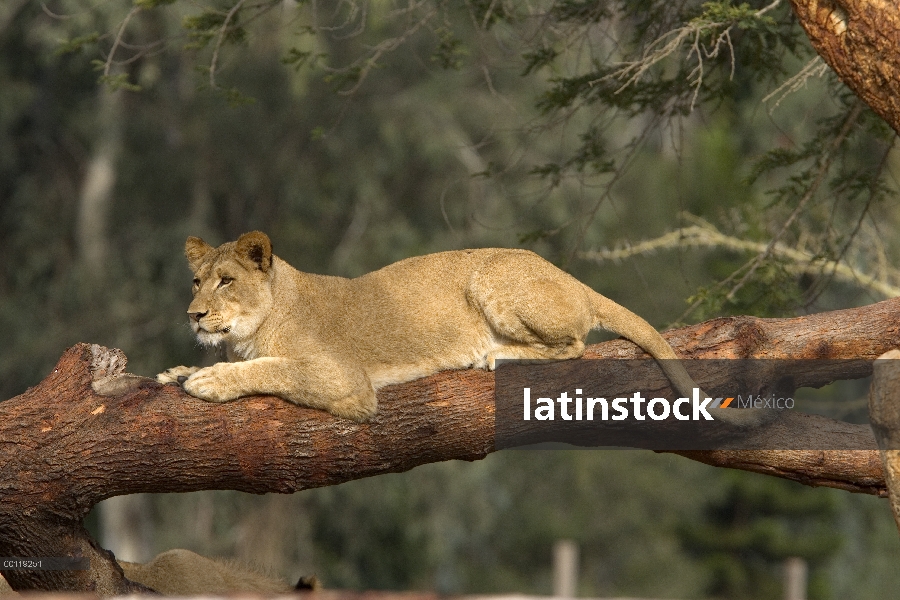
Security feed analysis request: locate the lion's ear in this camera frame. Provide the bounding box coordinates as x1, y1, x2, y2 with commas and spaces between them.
235, 231, 272, 272
185, 236, 214, 270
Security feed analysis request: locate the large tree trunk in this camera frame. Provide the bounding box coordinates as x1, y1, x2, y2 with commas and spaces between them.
790, 0, 900, 134
2, 298, 900, 594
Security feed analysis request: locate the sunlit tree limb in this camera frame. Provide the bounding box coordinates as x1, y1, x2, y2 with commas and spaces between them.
4, 298, 900, 593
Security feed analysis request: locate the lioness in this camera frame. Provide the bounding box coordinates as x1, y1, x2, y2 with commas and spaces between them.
158, 231, 711, 422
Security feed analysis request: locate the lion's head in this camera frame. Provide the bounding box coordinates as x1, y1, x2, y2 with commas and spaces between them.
184, 231, 274, 348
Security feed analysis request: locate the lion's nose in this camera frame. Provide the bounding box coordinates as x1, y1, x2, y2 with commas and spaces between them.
188, 311, 208, 323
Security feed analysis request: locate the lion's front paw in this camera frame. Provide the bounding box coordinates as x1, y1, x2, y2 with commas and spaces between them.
156, 366, 201, 385
182, 364, 243, 403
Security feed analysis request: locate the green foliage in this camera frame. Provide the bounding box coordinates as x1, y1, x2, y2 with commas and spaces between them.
569, 126, 616, 174
141, 0, 888, 322
97, 72, 142, 92
183, 8, 247, 50
220, 85, 257, 106
681, 472, 842, 599
134, 0, 177, 8
464, 0, 511, 29
529, 162, 563, 188
54, 33, 100, 57
520, 47, 558, 76
691, 1, 776, 30
547, 0, 612, 23
282, 48, 327, 71
431, 27, 467, 70
746, 147, 806, 184
518, 229, 554, 245
688, 259, 803, 320
322, 64, 365, 90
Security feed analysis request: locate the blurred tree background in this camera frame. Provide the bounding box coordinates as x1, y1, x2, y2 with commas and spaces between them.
2, 0, 900, 597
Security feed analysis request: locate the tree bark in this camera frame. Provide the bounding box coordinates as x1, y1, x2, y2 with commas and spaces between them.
868, 349, 900, 533
3, 298, 900, 593
790, 0, 900, 134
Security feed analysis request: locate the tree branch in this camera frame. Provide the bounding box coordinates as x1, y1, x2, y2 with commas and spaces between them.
790, 0, 900, 134
578, 221, 900, 298
4, 298, 900, 592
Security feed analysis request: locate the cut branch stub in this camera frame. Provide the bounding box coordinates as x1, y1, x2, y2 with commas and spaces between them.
1, 343, 494, 594
2, 343, 496, 503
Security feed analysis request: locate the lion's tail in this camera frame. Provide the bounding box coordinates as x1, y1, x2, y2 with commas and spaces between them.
588, 290, 772, 428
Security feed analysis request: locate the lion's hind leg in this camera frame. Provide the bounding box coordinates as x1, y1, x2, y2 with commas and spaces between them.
469, 255, 594, 369
483, 339, 586, 370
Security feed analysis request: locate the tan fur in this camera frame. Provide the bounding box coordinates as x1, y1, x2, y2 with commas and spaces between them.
0, 574, 13, 597
159, 231, 759, 425
119, 549, 293, 595
0, 549, 302, 596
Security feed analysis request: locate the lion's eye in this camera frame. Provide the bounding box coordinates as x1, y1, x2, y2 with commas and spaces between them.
218, 276, 234, 287
192, 278, 200, 287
